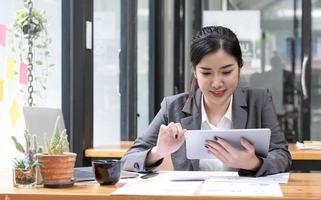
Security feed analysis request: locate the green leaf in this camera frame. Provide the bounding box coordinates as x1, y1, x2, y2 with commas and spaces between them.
11, 136, 25, 154
47, 117, 69, 155
37, 146, 43, 153
24, 130, 31, 151
35, 60, 43, 65
33, 135, 38, 153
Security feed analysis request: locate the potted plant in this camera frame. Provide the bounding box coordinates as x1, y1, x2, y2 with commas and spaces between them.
36, 116, 77, 188
11, 130, 42, 188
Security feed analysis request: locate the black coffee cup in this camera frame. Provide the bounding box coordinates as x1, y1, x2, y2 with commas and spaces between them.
92, 160, 121, 185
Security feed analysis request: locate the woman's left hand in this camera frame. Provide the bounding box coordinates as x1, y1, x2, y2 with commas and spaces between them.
206, 137, 262, 170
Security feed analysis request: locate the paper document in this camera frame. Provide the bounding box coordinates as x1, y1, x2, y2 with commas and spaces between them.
296, 141, 321, 150
200, 181, 283, 197
112, 171, 287, 197
207, 172, 289, 184
154, 171, 289, 183
112, 180, 202, 196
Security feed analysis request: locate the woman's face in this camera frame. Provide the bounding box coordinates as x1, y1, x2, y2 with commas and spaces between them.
194, 49, 240, 107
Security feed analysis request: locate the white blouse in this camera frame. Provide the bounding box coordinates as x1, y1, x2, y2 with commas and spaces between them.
199, 95, 236, 171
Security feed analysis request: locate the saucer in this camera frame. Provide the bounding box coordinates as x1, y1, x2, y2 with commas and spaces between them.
43, 179, 75, 188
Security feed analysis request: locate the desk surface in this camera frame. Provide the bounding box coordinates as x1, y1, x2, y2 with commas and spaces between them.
85, 141, 133, 158
1, 172, 321, 200
288, 143, 321, 160
85, 142, 321, 161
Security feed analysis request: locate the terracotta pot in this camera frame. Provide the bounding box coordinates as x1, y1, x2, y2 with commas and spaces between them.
37, 152, 76, 184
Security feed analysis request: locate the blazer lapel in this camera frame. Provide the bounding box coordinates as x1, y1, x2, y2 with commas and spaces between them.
232, 87, 248, 129
180, 89, 202, 171
180, 89, 202, 130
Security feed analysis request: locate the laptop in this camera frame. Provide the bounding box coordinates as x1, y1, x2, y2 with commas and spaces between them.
23, 106, 66, 152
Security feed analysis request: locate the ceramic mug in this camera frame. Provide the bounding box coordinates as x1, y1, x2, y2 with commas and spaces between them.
92, 160, 121, 185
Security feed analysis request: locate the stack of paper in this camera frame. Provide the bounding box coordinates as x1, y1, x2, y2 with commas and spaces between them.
296, 141, 321, 150
200, 181, 283, 197
112, 180, 202, 196
112, 171, 288, 197
153, 171, 289, 183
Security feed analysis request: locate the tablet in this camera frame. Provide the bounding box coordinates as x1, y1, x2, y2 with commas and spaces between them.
186, 129, 271, 159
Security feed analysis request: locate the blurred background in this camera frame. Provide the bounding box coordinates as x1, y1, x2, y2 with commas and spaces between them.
0, 0, 320, 170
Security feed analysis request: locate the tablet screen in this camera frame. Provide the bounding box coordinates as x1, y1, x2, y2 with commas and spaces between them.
185, 128, 271, 159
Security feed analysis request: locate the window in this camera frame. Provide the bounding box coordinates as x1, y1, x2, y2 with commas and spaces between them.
93, 0, 150, 146
137, 0, 149, 136
93, 0, 121, 146
0, 0, 61, 170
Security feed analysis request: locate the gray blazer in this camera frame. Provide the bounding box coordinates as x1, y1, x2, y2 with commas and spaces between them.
121, 87, 292, 176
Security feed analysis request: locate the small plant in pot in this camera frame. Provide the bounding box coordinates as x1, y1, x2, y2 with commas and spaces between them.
11, 130, 42, 188
36, 116, 77, 188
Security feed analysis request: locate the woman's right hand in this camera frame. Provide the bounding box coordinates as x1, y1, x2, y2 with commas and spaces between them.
146, 122, 186, 166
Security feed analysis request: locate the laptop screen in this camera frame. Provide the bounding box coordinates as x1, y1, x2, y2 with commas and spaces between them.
23, 107, 66, 152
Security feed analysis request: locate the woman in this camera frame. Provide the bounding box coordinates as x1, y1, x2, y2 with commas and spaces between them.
121, 26, 291, 176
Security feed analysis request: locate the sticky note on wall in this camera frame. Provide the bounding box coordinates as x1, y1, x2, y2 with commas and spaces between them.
19, 63, 28, 84
0, 24, 6, 47
0, 80, 3, 101
6, 56, 16, 80
10, 98, 20, 126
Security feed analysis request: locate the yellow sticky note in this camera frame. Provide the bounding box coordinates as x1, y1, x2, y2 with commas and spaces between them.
0, 80, 3, 101
9, 98, 20, 126
6, 56, 16, 80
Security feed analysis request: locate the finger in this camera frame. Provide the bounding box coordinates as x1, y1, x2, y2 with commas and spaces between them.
159, 124, 167, 135
168, 123, 178, 139
161, 124, 172, 137
181, 129, 187, 140
206, 140, 230, 158
167, 122, 175, 127
240, 137, 255, 153
175, 123, 184, 140
158, 125, 170, 146
162, 122, 174, 135
172, 123, 181, 139
215, 137, 235, 154
206, 145, 228, 163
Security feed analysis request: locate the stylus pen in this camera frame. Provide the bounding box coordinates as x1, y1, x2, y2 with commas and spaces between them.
140, 172, 159, 179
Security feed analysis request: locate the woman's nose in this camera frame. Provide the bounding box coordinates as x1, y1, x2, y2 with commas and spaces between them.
211, 76, 223, 89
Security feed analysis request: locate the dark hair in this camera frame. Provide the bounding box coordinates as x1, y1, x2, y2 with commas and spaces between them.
188, 26, 243, 108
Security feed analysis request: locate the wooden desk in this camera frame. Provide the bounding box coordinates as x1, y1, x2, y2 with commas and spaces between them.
288, 143, 321, 160
85, 141, 134, 158
1, 172, 321, 200
288, 143, 321, 171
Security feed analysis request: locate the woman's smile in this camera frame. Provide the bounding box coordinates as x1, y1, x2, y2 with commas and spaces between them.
209, 89, 226, 97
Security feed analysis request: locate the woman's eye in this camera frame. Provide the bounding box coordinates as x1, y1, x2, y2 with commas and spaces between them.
222, 71, 232, 75
201, 72, 211, 76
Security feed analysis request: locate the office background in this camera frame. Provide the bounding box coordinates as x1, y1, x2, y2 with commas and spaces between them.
0, 0, 320, 169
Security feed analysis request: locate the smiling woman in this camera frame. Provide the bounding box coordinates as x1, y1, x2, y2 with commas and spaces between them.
121, 26, 291, 177
193, 49, 239, 118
